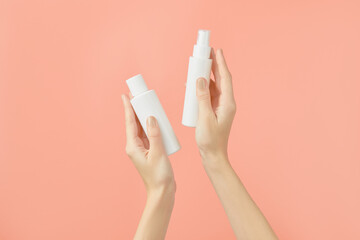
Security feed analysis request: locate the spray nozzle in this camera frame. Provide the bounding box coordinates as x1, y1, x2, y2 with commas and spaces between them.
197, 30, 210, 46
193, 29, 211, 59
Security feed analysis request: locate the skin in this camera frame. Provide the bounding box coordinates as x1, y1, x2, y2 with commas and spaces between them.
196, 49, 278, 240
122, 48, 277, 239
122, 95, 175, 240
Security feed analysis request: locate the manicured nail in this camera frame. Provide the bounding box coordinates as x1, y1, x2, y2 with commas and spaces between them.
198, 78, 206, 90
147, 116, 157, 127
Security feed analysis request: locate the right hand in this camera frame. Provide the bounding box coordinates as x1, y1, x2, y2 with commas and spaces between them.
195, 49, 236, 162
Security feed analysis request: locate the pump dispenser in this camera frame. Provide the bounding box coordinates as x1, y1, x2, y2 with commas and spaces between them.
182, 30, 212, 127
193, 30, 211, 58
126, 74, 181, 155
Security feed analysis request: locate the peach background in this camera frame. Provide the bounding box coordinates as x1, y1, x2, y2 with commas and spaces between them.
1, 0, 360, 239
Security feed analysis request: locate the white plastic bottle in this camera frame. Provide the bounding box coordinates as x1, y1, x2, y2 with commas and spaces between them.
182, 30, 212, 127
126, 74, 181, 155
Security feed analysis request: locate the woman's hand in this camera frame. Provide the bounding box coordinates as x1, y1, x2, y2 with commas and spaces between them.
195, 49, 236, 162
122, 94, 175, 240
122, 94, 175, 194
194, 49, 278, 240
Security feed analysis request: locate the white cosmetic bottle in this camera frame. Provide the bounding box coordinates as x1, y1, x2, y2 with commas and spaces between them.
126, 74, 181, 155
182, 30, 212, 127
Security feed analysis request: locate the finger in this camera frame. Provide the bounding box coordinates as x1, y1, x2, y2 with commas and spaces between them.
216, 49, 234, 98
122, 94, 137, 142
196, 78, 214, 119
134, 111, 146, 138
209, 79, 220, 99
211, 48, 221, 89
134, 113, 149, 148
146, 116, 166, 155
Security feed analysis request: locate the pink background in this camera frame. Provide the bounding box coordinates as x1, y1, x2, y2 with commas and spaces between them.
1, 0, 360, 239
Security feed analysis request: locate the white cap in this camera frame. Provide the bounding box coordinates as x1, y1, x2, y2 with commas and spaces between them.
193, 29, 211, 59
126, 74, 149, 97
197, 29, 210, 46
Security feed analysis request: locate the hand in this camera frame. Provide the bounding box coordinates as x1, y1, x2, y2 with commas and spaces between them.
195, 49, 236, 162
194, 49, 278, 240
122, 94, 175, 195
122, 94, 175, 239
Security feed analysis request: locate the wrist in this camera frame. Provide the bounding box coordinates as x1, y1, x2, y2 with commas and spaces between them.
147, 181, 176, 202
201, 151, 231, 173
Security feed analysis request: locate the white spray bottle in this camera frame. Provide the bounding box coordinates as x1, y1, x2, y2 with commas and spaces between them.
126, 74, 181, 155
182, 30, 212, 127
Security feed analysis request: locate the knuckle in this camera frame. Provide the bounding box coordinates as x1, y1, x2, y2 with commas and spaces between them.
197, 92, 210, 102
225, 71, 232, 80
226, 102, 237, 115
125, 145, 135, 157
148, 127, 161, 138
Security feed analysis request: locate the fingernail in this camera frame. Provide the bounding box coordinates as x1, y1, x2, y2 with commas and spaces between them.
198, 78, 206, 90
147, 116, 157, 127
121, 94, 125, 101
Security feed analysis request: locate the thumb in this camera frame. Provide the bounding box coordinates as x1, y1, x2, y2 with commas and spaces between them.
146, 116, 165, 154
196, 78, 213, 119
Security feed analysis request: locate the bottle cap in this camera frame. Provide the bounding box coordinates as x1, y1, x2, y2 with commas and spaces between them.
197, 29, 210, 46
126, 74, 149, 97
193, 29, 211, 59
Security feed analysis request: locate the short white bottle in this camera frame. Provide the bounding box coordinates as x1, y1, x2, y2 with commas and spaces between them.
182, 30, 213, 127
126, 74, 181, 155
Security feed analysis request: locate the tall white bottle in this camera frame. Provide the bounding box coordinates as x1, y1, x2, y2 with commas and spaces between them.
126, 74, 181, 155
182, 30, 212, 127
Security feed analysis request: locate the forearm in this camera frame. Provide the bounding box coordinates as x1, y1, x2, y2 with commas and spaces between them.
202, 153, 277, 240
134, 186, 175, 240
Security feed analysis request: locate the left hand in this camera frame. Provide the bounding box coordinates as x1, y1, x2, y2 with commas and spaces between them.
122, 94, 176, 194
